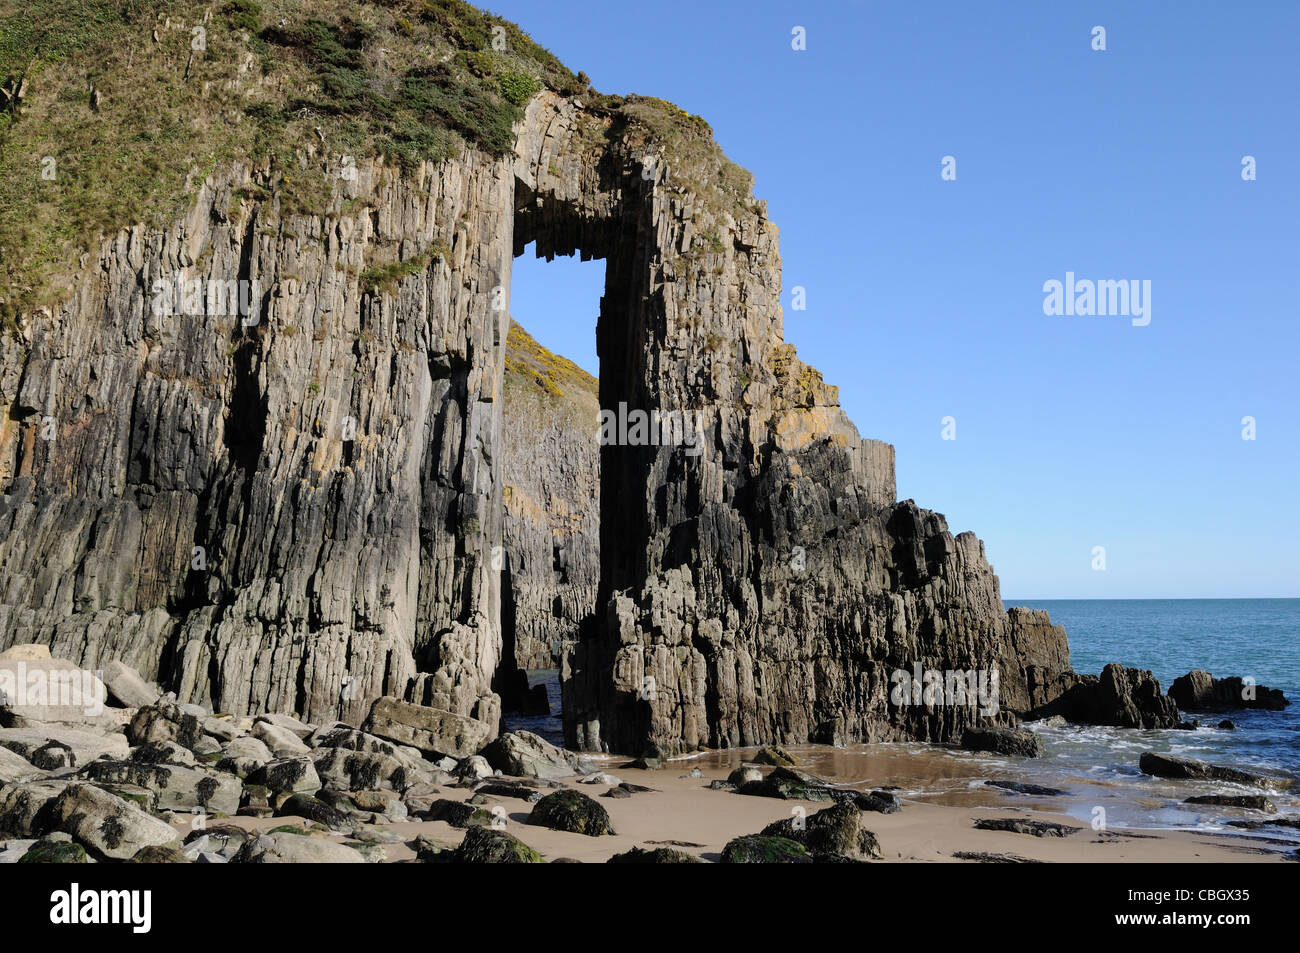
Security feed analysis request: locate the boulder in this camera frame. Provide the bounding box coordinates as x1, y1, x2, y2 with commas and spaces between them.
1139, 752, 1292, 790
960, 727, 1045, 758
836, 789, 902, 814
130, 845, 190, 863
251, 721, 310, 756
255, 713, 316, 738
450, 826, 543, 863
727, 766, 763, 787
0, 645, 51, 661
80, 760, 241, 814
127, 702, 203, 749
232, 830, 366, 864
527, 789, 614, 836
720, 835, 813, 864
737, 767, 835, 801
28, 741, 74, 770
412, 833, 456, 862
1185, 794, 1276, 812
482, 730, 593, 780
222, 735, 272, 764
130, 740, 197, 767
0, 657, 110, 728
18, 839, 87, 863
474, 779, 545, 803
984, 779, 1067, 797
0, 780, 69, 836
751, 746, 798, 767
202, 717, 244, 743
1041, 664, 1183, 729
101, 661, 161, 709
608, 847, 701, 863
313, 747, 414, 793
973, 817, 1078, 837
247, 757, 321, 795
0, 723, 130, 766
182, 824, 250, 861
456, 755, 495, 782
363, 697, 491, 759
423, 798, 496, 828
0, 746, 43, 783
276, 793, 354, 830
759, 802, 882, 860
50, 783, 181, 860
1169, 670, 1289, 712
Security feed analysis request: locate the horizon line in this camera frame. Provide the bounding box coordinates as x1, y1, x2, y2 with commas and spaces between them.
1004, 596, 1300, 602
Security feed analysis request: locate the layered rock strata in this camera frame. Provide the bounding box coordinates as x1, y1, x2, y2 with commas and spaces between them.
1, 51, 1076, 754
500, 322, 599, 672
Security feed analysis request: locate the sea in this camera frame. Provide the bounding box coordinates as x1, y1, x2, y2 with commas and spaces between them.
505, 599, 1300, 841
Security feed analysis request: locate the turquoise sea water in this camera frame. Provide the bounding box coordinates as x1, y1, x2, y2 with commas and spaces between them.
1002, 598, 1299, 834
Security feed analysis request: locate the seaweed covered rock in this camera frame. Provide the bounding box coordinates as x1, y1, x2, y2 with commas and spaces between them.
424, 799, 496, 829
18, 839, 87, 863
50, 784, 181, 861
130, 845, 191, 863
527, 789, 614, 836
720, 835, 813, 864
751, 746, 799, 767
247, 757, 322, 796
737, 767, 835, 801
607, 846, 701, 863
451, 826, 544, 863
759, 802, 882, 860
276, 793, 354, 831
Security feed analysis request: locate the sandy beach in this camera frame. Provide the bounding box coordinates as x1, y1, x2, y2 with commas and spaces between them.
173, 745, 1297, 863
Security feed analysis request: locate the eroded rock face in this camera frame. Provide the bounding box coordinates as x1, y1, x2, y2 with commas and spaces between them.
1169, 670, 1290, 712
1030, 664, 1183, 729
0, 82, 1074, 756
0, 149, 513, 735
500, 322, 599, 672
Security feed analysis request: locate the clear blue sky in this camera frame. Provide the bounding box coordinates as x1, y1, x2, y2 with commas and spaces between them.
500, 0, 1300, 599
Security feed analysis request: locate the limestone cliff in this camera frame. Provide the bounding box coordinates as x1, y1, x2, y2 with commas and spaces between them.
0, 0, 1074, 754
500, 321, 599, 671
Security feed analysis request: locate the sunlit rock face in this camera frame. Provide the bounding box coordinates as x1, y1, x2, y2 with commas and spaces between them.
0, 85, 1071, 755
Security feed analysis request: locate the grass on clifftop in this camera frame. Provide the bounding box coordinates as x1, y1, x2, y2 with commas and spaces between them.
0, 0, 584, 318
503, 319, 596, 399
0, 0, 759, 324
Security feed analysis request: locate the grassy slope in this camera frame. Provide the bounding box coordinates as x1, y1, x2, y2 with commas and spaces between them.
503, 319, 596, 400
0, 0, 756, 328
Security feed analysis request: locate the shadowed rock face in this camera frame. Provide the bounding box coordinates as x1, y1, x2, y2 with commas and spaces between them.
0, 81, 1074, 754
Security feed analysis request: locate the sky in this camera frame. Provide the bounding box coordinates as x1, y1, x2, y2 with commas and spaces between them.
498, 0, 1300, 600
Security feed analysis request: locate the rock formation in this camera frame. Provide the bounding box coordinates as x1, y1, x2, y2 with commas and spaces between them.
0, 0, 1077, 756
1169, 670, 1290, 712
500, 321, 599, 671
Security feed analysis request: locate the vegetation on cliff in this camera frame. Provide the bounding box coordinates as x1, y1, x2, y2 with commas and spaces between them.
0, 0, 758, 326
503, 319, 596, 399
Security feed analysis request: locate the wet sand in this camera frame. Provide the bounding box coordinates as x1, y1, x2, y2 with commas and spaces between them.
176, 744, 1298, 863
